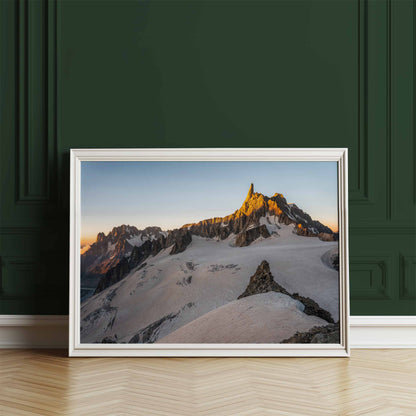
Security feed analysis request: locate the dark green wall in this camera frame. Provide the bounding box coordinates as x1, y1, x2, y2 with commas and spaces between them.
0, 0, 415, 315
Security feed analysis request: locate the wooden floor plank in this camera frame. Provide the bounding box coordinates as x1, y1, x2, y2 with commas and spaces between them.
0, 349, 415, 415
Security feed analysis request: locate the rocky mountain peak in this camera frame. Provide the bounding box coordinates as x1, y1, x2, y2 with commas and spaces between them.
246, 183, 254, 200
238, 260, 334, 323
109, 224, 139, 241
237, 184, 268, 218
238, 260, 288, 299
96, 232, 106, 243
87, 224, 165, 258
143, 226, 162, 234
82, 224, 166, 300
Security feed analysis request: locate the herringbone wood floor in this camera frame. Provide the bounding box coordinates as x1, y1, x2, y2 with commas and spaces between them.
0, 350, 415, 416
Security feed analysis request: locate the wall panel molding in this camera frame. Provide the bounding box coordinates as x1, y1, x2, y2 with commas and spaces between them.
350, 255, 393, 301
399, 254, 416, 300
385, 0, 393, 220
350, 0, 369, 202
349, 225, 416, 234
351, 0, 416, 227
390, 0, 415, 221
413, 0, 416, 205
0, 256, 40, 300
16, 0, 57, 204
414, 0, 416, 206
349, 0, 414, 316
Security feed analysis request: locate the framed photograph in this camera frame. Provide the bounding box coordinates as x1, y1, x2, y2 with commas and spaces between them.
69, 148, 349, 357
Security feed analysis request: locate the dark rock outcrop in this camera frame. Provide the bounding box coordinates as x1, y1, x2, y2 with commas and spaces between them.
151, 236, 166, 256
238, 261, 289, 298
129, 240, 153, 268
128, 303, 194, 343
94, 257, 130, 294
94, 242, 153, 295
332, 254, 339, 271
114, 239, 133, 255
235, 225, 271, 247
101, 336, 117, 343
281, 322, 340, 343
238, 260, 334, 323
318, 232, 337, 242
176, 275, 192, 286
290, 293, 334, 323
129, 312, 179, 344
168, 229, 192, 255
321, 247, 339, 272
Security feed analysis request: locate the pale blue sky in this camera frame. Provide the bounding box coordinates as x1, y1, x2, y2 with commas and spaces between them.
81, 161, 338, 242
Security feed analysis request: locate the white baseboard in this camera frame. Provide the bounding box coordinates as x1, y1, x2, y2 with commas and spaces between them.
0, 315, 68, 348
0, 315, 415, 349
349, 316, 416, 348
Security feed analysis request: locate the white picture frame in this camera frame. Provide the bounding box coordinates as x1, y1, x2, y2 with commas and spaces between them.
69, 148, 349, 357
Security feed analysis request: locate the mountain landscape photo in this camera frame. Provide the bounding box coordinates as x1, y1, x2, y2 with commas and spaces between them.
80, 161, 339, 344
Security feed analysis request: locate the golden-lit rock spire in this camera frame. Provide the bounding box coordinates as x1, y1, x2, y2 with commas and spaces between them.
245, 183, 254, 202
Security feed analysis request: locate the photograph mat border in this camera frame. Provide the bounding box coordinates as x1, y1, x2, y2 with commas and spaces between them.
69, 148, 349, 357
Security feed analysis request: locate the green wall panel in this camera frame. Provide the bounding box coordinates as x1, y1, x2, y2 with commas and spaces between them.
0, 0, 415, 315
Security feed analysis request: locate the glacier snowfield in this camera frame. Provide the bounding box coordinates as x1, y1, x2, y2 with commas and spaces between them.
80, 222, 338, 344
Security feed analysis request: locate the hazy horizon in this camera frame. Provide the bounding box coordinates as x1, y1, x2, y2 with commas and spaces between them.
81, 161, 338, 245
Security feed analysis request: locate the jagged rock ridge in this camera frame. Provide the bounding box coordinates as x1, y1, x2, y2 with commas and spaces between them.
235, 224, 271, 247
82, 225, 165, 276
94, 228, 192, 294
183, 184, 335, 245
238, 260, 334, 323
81, 225, 166, 299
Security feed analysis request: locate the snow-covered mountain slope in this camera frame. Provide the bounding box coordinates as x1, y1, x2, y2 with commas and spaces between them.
157, 292, 327, 344
80, 225, 338, 344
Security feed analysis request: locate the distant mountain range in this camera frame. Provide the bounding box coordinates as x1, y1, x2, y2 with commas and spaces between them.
81, 184, 337, 300
81, 225, 166, 300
